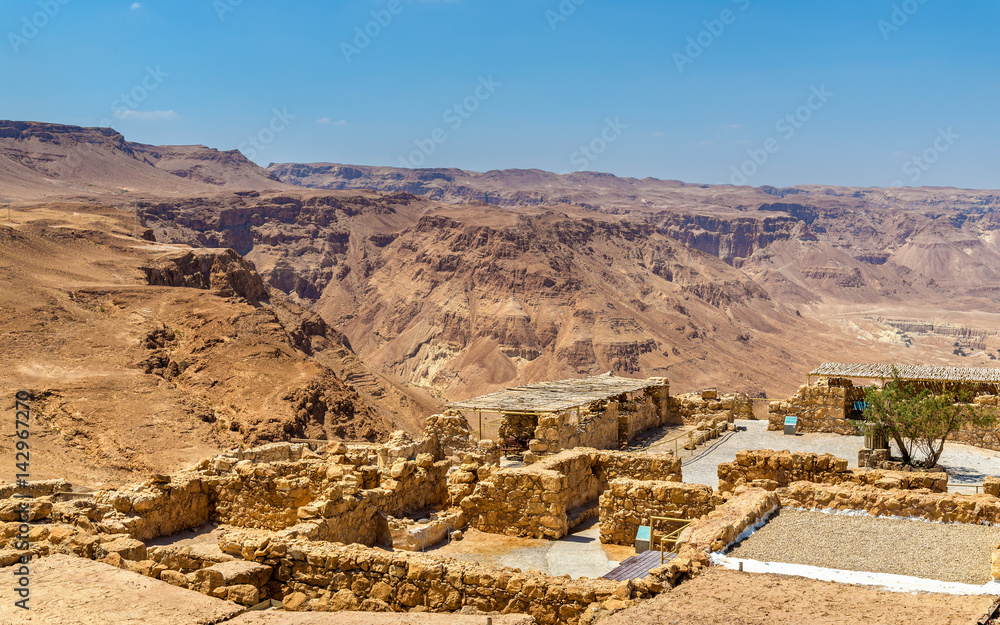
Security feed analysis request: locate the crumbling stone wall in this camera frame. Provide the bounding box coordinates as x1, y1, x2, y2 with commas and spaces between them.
594, 450, 682, 483
0, 466, 790, 623
211, 450, 449, 546
717, 450, 947, 493
645, 488, 781, 590
426, 412, 479, 459
617, 380, 675, 443
218, 533, 638, 624
461, 458, 570, 539
671, 390, 752, 425
767, 378, 865, 435
530, 410, 617, 456
599, 479, 718, 546
94, 474, 214, 541
0, 479, 70, 499
780, 482, 1000, 525
461, 449, 682, 539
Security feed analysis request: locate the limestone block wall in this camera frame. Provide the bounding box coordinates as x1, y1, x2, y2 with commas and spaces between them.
716, 450, 947, 493
676, 488, 780, 555
531, 410, 618, 455
94, 474, 213, 541
0, 479, 70, 499
617, 380, 675, 444
599, 479, 718, 546
212, 453, 449, 545
426, 412, 479, 459
595, 450, 682, 483
767, 378, 865, 435
780, 482, 1000, 525
461, 461, 570, 539
671, 391, 752, 425
213, 461, 332, 531
219, 533, 633, 625
461, 449, 683, 540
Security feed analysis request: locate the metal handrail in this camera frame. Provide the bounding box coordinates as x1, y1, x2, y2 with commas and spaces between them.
947, 482, 984, 494
634, 418, 729, 456
650, 516, 692, 563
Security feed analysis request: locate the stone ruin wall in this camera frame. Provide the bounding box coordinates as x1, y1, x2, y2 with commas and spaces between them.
717, 449, 947, 494
768, 378, 1000, 452
9, 430, 981, 622
16, 402, 1000, 620
529, 407, 618, 457
219, 533, 638, 625
524, 379, 677, 457
945, 394, 1000, 452
616, 380, 674, 444
670, 390, 753, 426
767, 377, 864, 435
599, 479, 719, 546
460, 449, 682, 540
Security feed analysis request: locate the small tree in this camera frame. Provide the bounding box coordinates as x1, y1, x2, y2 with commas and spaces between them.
859, 368, 995, 468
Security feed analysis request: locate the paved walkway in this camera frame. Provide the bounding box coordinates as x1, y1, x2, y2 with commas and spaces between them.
660, 420, 1000, 491
545, 521, 619, 579
429, 518, 621, 579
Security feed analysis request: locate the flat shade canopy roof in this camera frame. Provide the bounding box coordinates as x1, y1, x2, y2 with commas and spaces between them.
809, 362, 1000, 384
445, 373, 665, 414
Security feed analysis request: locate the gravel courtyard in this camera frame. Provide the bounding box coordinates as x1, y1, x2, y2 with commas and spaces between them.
728, 508, 1000, 584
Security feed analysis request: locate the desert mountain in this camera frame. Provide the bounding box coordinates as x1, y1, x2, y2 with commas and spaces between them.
0, 200, 435, 486
3, 121, 999, 445
133, 189, 929, 401
271, 163, 1000, 366
0, 120, 289, 199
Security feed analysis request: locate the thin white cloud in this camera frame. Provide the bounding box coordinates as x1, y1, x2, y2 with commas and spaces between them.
114, 110, 178, 121
650, 131, 663, 137
130, 2, 141, 9
719, 124, 741, 130
317, 118, 347, 126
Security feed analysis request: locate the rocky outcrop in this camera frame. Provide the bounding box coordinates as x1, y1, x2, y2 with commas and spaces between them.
142, 248, 269, 304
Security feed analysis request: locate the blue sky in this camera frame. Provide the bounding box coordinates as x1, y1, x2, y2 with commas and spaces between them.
2, 0, 997, 188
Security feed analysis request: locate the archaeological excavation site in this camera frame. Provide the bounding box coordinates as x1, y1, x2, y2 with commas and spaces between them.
6, 367, 1000, 624
3, 42, 1000, 621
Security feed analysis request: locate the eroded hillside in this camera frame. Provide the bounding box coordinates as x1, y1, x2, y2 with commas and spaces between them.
134, 190, 914, 400
0, 201, 435, 487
